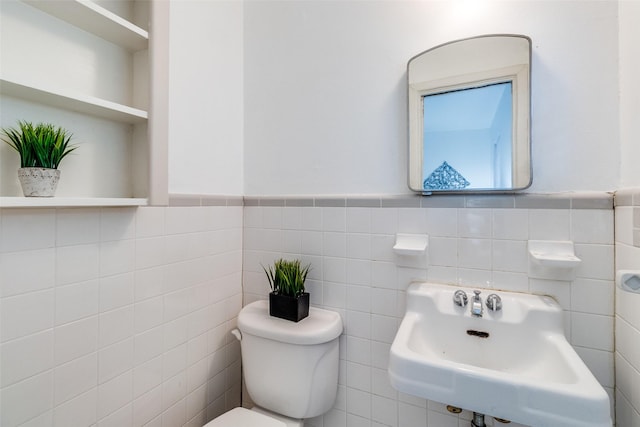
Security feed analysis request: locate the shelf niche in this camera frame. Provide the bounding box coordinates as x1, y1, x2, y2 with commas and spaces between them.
0, 0, 168, 207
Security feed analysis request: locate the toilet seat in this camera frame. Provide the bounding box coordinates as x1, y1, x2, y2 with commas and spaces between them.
204, 407, 286, 427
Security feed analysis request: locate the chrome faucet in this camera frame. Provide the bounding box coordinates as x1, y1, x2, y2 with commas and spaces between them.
486, 293, 502, 312
471, 290, 483, 317
453, 290, 468, 307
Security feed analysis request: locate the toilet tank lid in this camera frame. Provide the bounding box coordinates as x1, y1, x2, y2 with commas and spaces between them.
238, 300, 343, 345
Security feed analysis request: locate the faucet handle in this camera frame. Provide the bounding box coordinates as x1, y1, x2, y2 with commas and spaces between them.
486, 293, 502, 311
453, 290, 468, 307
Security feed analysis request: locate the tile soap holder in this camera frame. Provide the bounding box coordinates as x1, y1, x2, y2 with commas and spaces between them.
528, 240, 581, 281
393, 233, 429, 256
616, 270, 640, 293
393, 234, 429, 268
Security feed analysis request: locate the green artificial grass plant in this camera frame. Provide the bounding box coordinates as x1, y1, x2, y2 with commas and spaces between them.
1, 121, 77, 169
263, 258, 311, 297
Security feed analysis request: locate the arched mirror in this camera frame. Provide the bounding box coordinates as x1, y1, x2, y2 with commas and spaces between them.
408, 35, 532, 193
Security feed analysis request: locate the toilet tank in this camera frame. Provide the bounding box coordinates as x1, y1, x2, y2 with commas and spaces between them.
237, 300, 343, 419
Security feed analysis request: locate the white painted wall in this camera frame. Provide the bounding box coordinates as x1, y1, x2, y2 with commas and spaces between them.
619, 1, 640, 188
243, 0, 619, 196
168, 0, 244, 196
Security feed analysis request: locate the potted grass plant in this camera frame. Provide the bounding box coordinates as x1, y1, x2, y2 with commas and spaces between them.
263, 258, 311, 322
1, 121, 77, 197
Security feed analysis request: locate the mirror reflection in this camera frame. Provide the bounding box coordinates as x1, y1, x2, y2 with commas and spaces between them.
422, 82, 513, 190
408, 35, 532, 193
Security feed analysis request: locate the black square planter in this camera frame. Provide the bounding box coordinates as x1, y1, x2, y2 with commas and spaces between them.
269, 292, 310, 322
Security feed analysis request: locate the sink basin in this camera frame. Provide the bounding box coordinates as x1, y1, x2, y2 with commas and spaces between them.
388, 282, 612, 427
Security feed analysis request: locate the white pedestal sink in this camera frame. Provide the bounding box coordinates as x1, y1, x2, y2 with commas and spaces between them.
388, 282, 612, 427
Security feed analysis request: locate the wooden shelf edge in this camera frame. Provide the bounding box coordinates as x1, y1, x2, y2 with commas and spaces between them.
0, 197, 148, 208
22, 0, 148, 51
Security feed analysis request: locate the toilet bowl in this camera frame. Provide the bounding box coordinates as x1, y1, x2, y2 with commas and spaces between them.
204, 300, 343, 427
204, 406, 307, 427
203, 407, 286, 427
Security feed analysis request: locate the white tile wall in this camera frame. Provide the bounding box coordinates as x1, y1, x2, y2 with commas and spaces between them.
243, 205, 615, 427
614, 197, 640, 426
0, 199, 622, 427
0, 205, 243, 427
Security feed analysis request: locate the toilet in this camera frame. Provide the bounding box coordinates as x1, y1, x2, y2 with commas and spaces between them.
204, 299, 343, 427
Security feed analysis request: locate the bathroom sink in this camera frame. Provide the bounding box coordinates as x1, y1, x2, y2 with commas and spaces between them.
388, 282, 611, 427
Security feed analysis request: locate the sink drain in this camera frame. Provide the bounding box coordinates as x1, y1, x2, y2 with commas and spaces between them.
466, 329, 490, 338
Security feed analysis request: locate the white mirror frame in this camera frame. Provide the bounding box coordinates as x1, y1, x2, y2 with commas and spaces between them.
408, 34, 532, 193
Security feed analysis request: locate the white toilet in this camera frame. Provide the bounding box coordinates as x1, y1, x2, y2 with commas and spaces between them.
204, 300, 343, 427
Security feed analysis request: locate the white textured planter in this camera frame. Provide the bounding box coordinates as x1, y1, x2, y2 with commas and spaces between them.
17, 168, 60, 197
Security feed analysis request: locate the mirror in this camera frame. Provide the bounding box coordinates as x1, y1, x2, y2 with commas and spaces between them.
408, 35, 532, 193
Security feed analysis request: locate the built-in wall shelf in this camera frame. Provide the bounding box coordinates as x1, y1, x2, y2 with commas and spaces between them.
0, 197, 148, 208
21, 0, 148, 51
1, 0, 168, 205
0, 77, 148, 124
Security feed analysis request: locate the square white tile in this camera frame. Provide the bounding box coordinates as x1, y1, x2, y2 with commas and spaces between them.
346, 386, 372, 419
528, 209, 570, 240
0, 370, 53, 427
56, 208, 100, 247
101, 208, 136, 242
346, 208, 372, 233
136, 207, 165, 238
571, 312, 614, 351
492, 239, 527, 273
347, 259, 372, 286
0, 249, 55, 297
98, 370, 133, 419
372, 208, 398, 235
346, 361, 371, 392
55, 280, 99, 326
492, 208, 529, 240
1, 330, 54, 387
1, 289, 54, 342
98, 337, 134, 383
322, 207, 346, 232
53, 388, 97, 427
53, 352, 97, 406
371, 288, 397, 317
100, 272, 135, 312
100, 239, 136, 277
458, 238, 492, 270
55, 244, 99, 286
54, 316, 98, 365
96, 402, 132, 427
134, 355, 163, 401
425, 208, 457, 237
571, 209, 613, 244
1, 208, 56, 253
458, 208, 492, 238
398, 208, 427, 234
99, 305, 134, 348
